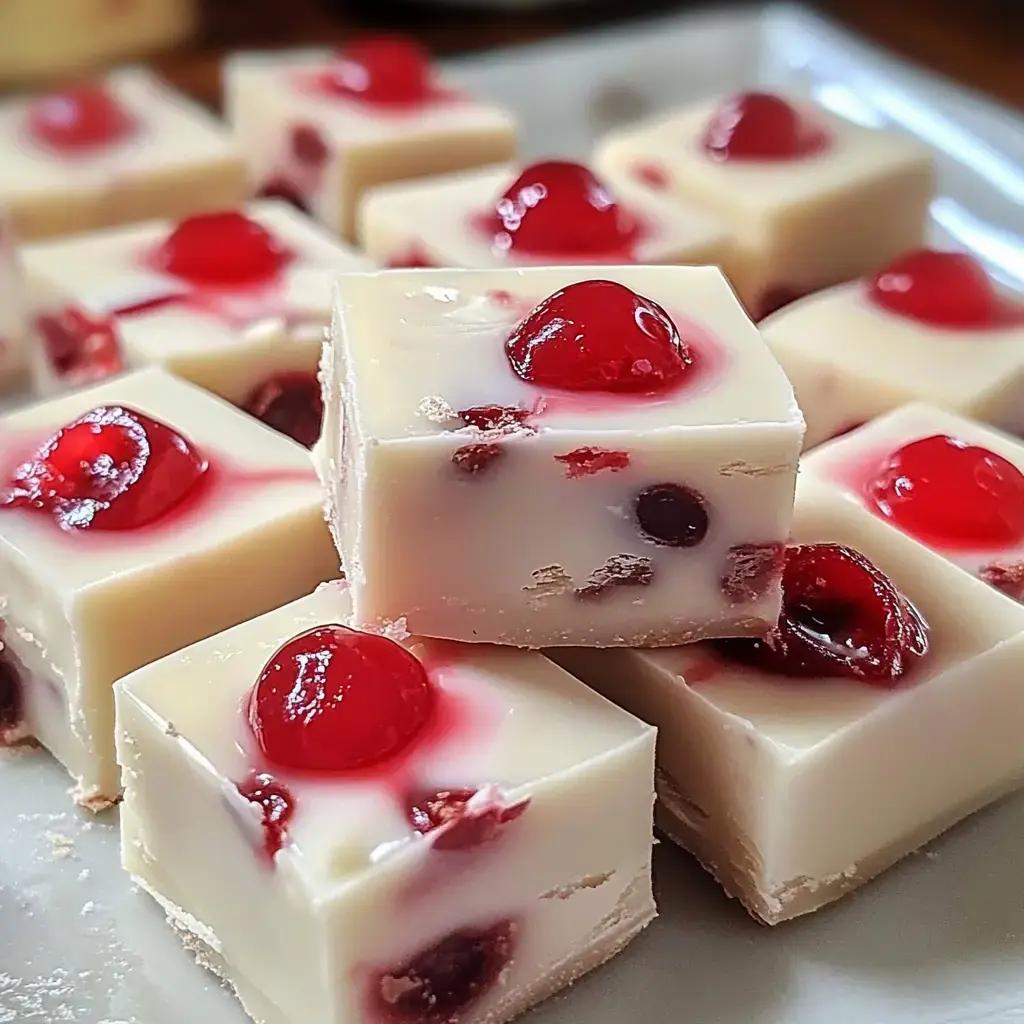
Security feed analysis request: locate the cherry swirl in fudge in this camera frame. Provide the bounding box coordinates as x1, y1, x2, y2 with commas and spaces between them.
405, 787, 529, 851
702, 92, 831, 162
0, 648, 24, 742
26, 84, 138, 153
715, 543, 929, 686
867, 249, 1024, 329
242, 372, 323, 449
36, 307, 125, 385
236, 771, 295, 862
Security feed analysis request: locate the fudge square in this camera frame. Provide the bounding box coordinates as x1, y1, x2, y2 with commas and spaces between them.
801, 402, 1024, 605
114, 583, 657, 1024
592, 90, 936, 319
0, 215, 27, 394
0, 367, 339, 809
318, 265, 805, 647
760, 248, 1024, 448
22, 200, 370, 447
358, 160, 728, 269
553, 474, 1024, 924
224, 37, 517, 244
0, 67, 247, 242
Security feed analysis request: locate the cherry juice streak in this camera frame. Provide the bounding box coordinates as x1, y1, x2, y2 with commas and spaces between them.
702, 92, 831, 162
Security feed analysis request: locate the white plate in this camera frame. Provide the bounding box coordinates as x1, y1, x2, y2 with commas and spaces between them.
2, 6, 1024, 1024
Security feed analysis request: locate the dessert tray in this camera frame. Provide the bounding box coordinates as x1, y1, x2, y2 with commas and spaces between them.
2, 4, 1024, 1023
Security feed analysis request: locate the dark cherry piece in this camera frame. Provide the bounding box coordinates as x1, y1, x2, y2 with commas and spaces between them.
242, 372, 323, 449
634, 483, 709, 547
554, 447, 630, 479
406, 788, 529, 851
324, 36, 435, 106
247, 624, 435, 773
36, 307, 123, 380
506, 280, 693, 394
237, 772, 295, 863
867, 249, 1024, 330
980, 561, 1024, 602
1, 406, 208, 532
26, 84, 137, 151
290, 123, 330, 167
756, 285, 810, 321
865, 434, 1024, 549
154, 211, 292, 288
256, 177, 311, 216
488, 160, 641, 257
452, 443, 503, 475
457, 405, 530, 431
372, 920, 517, 1024
0, 653, 22, 733
702, 91, 829, 162
716, 543, 928, 685
575, 554, 654, 600
720, 542, 785, 603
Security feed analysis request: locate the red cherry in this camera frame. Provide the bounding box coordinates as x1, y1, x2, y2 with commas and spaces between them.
554, 447, 630, 479
237, 772, 295, 863
36, 307, 124, 381
702, 92, 829, 162
324, 36, 434, 106
26, 84, 137, 152
371, 920, 517, 1024
256, 177, 311, 216
456, 405, 530, 431
406, 788, 529, 851
634, 482, 709, 547
452, 443, 503, 475
715, 544, 928, 685
756, 284, 812, 321
242, 372, 323, 449
865, 434, 1024, 549
0, 653, 23, 732
867, 249, 1024, 329
506, 280, 693, 394
247, 625, 435, 774
1, 406, 208, 532
488, 161, 641, 257
290, 123, 330, 167
154, 211, 292, 287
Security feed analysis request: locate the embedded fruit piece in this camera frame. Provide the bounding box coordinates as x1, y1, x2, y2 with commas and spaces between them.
554, 447, 630, 479
488, 160, 641, 257
632, 162, 669, 190
26, 84, 138, 152
702, 92, 829, 162
1, 406, 209, 532
756, 285, 810, 321
634, 483, 709, 547
237, 772, 295, 863
456, 405, 530, 431
867, 249, 1024, 329
720, 542, 785, 603
256, 178, 311, 215
386, 245, 434, 269
290, 123, 330, 167
154, 211, 292, 287
242, 372, 323, 449
324, 36, 435, 106
371, 920, 518, 1024
452, 443, 503, 475
716, 543, 929, 684
36, 307, 124, 380
0, 652, 22, 734
247, 625, 435, 773
505, 280, 693, 394
406, 788, 529, 851
980, 561, 1024, 602
575, 554, 654, 600
865, 434, 1024, 549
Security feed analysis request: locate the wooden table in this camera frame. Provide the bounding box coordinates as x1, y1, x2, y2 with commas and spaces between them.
155, 0, 1023, 112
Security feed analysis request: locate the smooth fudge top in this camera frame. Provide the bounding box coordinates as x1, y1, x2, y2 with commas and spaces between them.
331, 265, 803, 440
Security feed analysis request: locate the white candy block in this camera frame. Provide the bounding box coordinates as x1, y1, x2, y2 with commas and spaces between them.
0, 368, 339, 808
115, 583, 657, 1024
317, 265, 804, 647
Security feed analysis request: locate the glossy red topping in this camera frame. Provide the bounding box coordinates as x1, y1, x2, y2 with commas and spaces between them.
237, 772, 295, 863
247, 625, 435, 773
702, 92, 829, 162
242, 372, 323, 449
0, 653, 22, 733
867, 249, 1024, 329
290, 123, 330, 167
506, 280, 693, 394
324, 36, 435, 106
489, 161, 641, 257
26, 84, 137, 151
406, 788, 529, 851
372, 920, 517, 1023
256, 177, 311, 216
154, 212, 292, 287
865, 434, 1024, 549
554, 447, 630, 478
1, 406, 208, 532
635, 483, 709, 547
716, 543, 928, 685
36, 307, 123, 381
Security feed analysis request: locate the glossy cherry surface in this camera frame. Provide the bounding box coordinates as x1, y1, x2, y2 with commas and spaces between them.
702, 91, 829, 162
323, 36, 435, 106
634, 483, 709, 547
27, 84, 137, 151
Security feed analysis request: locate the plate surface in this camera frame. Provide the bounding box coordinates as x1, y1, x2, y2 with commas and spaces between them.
2, 6, 1024, 1023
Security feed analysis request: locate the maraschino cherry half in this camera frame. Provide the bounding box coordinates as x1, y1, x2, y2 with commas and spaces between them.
26, 84, 138, 152
702, 91, 830, 162
320, 36, 440, 107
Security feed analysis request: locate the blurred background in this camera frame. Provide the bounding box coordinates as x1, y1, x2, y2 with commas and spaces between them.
0, 0, 1021, 109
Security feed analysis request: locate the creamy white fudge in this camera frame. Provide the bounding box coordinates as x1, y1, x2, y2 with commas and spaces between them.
224, 41, 517, 243
115, 582, 657, 1024
0, 67, 247, 242
0, 214, 27, 393
553, 476, 1024, 923
318, 265, 804, 647
760, 249, 1024, 448
0, 367, 339, 808
358, 161, 728, 269
23, 200, 370, 446
801, 402, 1024, 605
593, 91, 935, 319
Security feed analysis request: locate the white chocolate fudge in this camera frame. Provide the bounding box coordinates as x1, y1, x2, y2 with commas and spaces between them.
553, 477, 1024, 923
23, 200, 370, 446
760, 249, 1024, 448
801, 402, 1024, 605
0, 66, 246, 242
0, 367, 339, 808
359, 161, 728, 270
224, 40, 517, 243
0, 214, 27, 393
318, 265, 804, 647
593, 91, 935, 318
115, 583, 657, 1024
